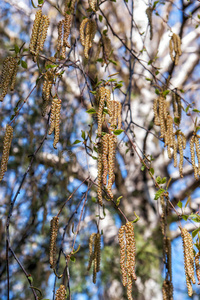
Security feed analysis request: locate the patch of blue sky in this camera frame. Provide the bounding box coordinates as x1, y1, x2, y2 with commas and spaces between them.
116, 152, 127, 178
167, 0, 183, 27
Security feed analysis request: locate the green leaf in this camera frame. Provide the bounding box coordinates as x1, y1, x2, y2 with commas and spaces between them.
45, 64, 57, 69
192, 228, 200, 238
108, 59, 117, 66
70, 256, 76, 262
108, 78, 117, 82
162, 90, 170, 96
155, 89, 160, 95
182, 215, 189, 221
156, 176, 162, 184
150, 168, 154, 175
154, 188, 165, 200
21, 60, 27, 69
141, 165, 145, 171
38, 0, 44, 3
174, 117, 180, 125
86, 108, 96, 114
145, 78, 151, 81
92, 156, 98, 160
193, 109, 200, 113
81, 130, 85, 140
99, 15, 103, 22
113, 129, 124, 135
184, 196, 191, 208
96, 58, 103, 63
114, 83, 123, 90
103, 108, 109, 114
23, 48, 29, 52
177, 200, 182, 209
90, 90, 97, 95
28, 276, 33, 284
116, 196, 123, 206
91, 197, 97, 203
14, 44, 20, 54
153, 1, 159, 8
73, 140, 81, 145
185, 105, 190, 113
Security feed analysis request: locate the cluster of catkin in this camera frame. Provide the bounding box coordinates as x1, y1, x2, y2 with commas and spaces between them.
87, 233, 101, 284
153, 94, 186, 177
96, 86, 122, 204
57, 10, 73, 59
97, 133, 117, 203
55, 284, 67, 300
48, 97, 62, 149
181, 227, 196, 297
169, 33, 182, 65
0, 125, 13, 182
49, 216, 59, 270
190, 133, 200, 180
80, 18, 97, 59
195, 252, 200, 285
0, 56, 18, 102
29, 9, 50, 60
42, 57, 56, 116
146, 6, 153, 40
118, 222, 136, 300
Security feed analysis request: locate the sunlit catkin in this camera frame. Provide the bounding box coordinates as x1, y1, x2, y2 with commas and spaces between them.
48, 97, 62, 149
0, 57, 18, 101
29, 10, 49, 58
169, 33, 182, 65
195, 252, 200, 285
190, 135, 198, 180
97, 142, 103, 205
118, 222, 136, 300
49, 216, 59, 269
181, 227, 195, 297
153, 98, 160, 126
102, 134, 109, 186
146, 6, 153, 40
118, 225, 127, 286
177, 131, 186, 178
80, 18, 97, 58
89, 0, 97, 11
88, 233, 96, 271
97, 87, 106, 137
172, 92, 182, 125
55, 284, 67, 300
107, 134, 117, 198
0, 125, 13, 182
194, 135, 200, 176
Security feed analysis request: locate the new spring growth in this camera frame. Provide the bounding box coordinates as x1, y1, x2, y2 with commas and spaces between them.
48, 97, 62, 149
87, 233, 101, 284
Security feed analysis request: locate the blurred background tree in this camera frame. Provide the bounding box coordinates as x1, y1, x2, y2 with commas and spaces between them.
0, 0, 200, 299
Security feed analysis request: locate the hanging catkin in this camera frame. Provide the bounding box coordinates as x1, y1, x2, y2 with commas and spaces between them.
79, 18, 97, 58
48, 97, 62, 149
169, 33, 182, 65
87, 233, 101, 284
49, 216, 59, 270
97, 142, 103, 205
0, 57, 18, 101
29, 9, 50, 59
118, 222, 136, 300
181, 227, 195, 297
0, 125, 13, 182
89, 0, 97, 11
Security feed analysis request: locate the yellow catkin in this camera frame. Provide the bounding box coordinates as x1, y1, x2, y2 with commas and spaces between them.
172, 92, 182, 125
177, 131, 186, 178
173, 134, 177, 168
169, 33, 182, 65
0, 125, 13, 182
119, 222, 136, 300
118, 225, 127, 286
80, 19, 97, 58
63, 13, 72, 48
181, 228, 196, 297
89, 0, 97, 11
29, 10, 49, 58
166, 115, 173, 159
57, 20, 63, 53
97, 142, 103, 205
55, 284, 67, 300
190, 135, 198, 180
194, 135, 200, 176
117, 102, 122, 129
0, 57, 18, 101
158, 96, 167, 139
87, 233, 101, 284
102, 134, 109, 186
97, 87, 106, 137
49, 216, 59, 269
48, 98, 62, 149
195, 252, 200, 285
107, 134, 117, 198
88, 233, 96, 271
153, 98, 160, 126
102, 35, 112, 64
